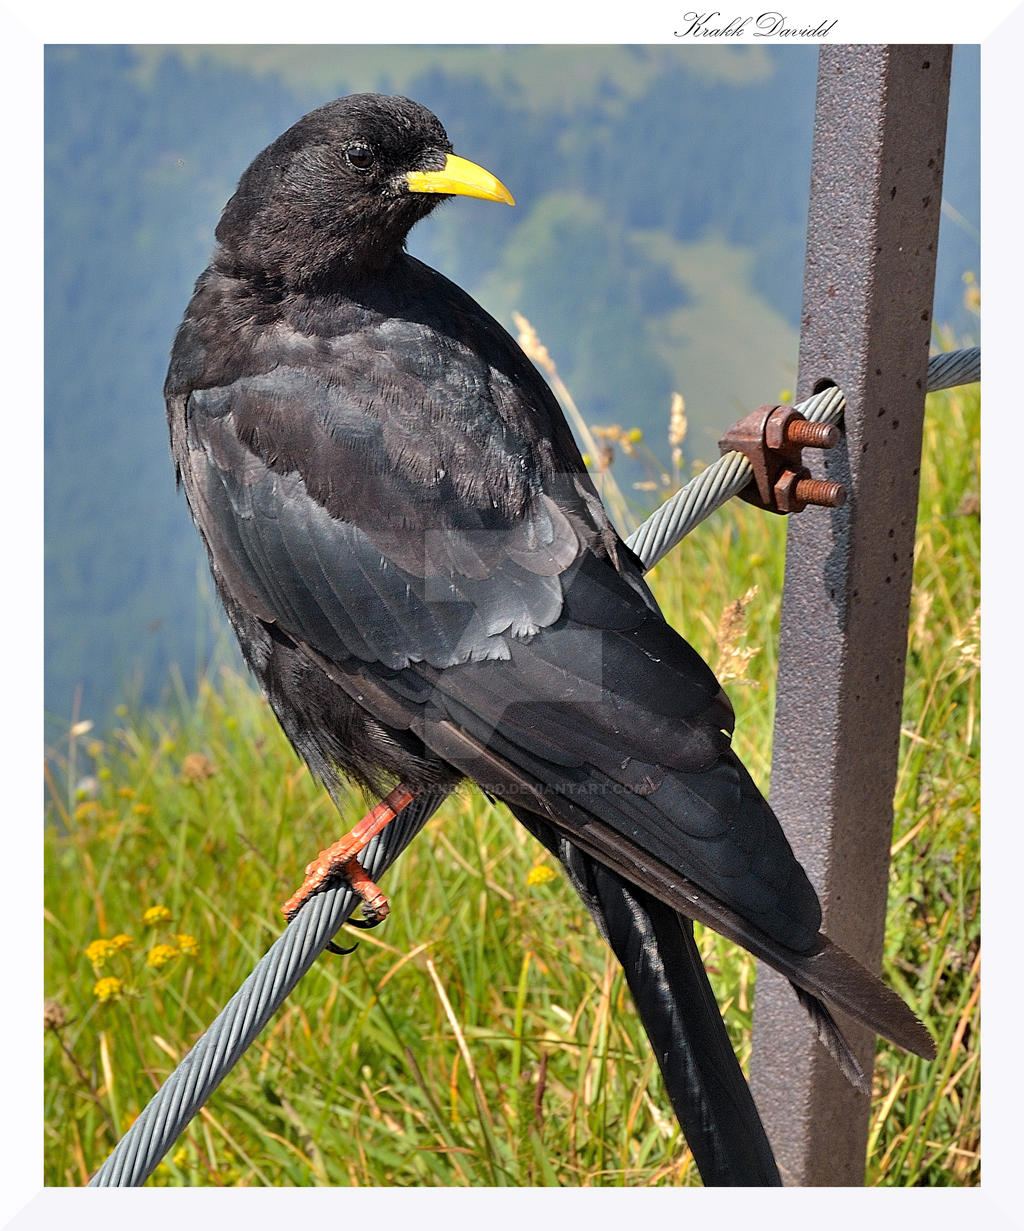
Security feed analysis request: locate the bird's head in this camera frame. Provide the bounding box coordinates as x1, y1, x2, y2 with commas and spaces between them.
214, 93, 514, 289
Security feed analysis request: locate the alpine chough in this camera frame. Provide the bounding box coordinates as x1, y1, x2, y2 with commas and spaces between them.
165, 94, 935, 1185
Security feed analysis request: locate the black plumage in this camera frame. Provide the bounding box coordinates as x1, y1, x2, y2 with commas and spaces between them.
166, 94, 934, 1185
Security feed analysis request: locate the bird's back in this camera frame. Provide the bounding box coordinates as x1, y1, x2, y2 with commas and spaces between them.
166, 250, 823, 953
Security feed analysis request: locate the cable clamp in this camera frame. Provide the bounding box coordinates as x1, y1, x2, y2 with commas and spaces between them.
718, 403, 846, 514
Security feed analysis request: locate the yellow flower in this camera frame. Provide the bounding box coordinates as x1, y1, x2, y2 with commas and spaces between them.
132, 803, 154, 816
93, 976, 124, 1003
143, 905, 172, 926
116, 787, 136, 799
73, 801, 101, 823
527, 864, 557, 887
175, 933, 199, 957
109, 934, 134, 951
147, 944, 179, 969
85, 938, 114, 968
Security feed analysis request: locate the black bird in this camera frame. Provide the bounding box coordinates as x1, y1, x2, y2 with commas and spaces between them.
165, 94, 934, 1186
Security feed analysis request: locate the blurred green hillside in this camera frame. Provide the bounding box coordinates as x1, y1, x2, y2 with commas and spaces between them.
44, 44, 979, 737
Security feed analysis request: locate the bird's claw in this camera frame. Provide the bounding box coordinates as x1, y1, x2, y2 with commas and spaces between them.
323, 899, 387, 956
325, 939, 359, 956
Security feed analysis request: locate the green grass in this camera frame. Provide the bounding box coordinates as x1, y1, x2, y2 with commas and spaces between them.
43, 379, 979, 1187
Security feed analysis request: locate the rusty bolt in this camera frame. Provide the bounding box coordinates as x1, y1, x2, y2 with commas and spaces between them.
785, 419, 840, 449
774, 470, 847, 513
795, 477, 846, 507
764, 405, 840, 452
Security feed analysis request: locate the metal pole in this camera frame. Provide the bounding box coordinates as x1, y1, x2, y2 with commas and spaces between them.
749, 44, 951, 1185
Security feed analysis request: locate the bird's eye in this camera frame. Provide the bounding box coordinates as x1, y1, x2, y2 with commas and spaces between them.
345, 143, 375, 171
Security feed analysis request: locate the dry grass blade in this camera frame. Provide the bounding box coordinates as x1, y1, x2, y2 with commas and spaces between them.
425, 958, 500, 1146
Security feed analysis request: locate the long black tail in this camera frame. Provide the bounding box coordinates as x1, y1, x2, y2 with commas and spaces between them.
512, 808, 781, 1187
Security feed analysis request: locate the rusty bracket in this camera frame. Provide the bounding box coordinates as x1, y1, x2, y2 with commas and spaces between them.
718, 403, 846, 514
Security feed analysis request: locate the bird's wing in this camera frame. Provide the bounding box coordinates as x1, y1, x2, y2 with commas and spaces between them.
173, 319, 821, 953
181, 386, 568, 670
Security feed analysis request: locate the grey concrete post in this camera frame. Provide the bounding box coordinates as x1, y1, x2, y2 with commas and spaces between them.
748, 44, 952, 1185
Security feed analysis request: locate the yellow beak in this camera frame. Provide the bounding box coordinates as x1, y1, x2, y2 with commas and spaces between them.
406, 153, 515, 206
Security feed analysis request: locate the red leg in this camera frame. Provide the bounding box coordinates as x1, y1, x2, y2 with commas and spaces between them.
281, 784, 415, 921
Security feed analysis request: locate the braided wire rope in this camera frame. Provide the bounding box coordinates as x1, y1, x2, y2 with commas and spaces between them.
88, 345, 979, 1186
925, 346, 981, 393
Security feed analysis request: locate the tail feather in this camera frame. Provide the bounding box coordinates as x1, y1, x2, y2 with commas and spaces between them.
547, 809, 937, 1061
429, 720, 936, 1062
791, 985, 870, 1094
513, 807, 782, 1187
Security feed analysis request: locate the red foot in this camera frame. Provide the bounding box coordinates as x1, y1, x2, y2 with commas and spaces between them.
281, 784, 415, 920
